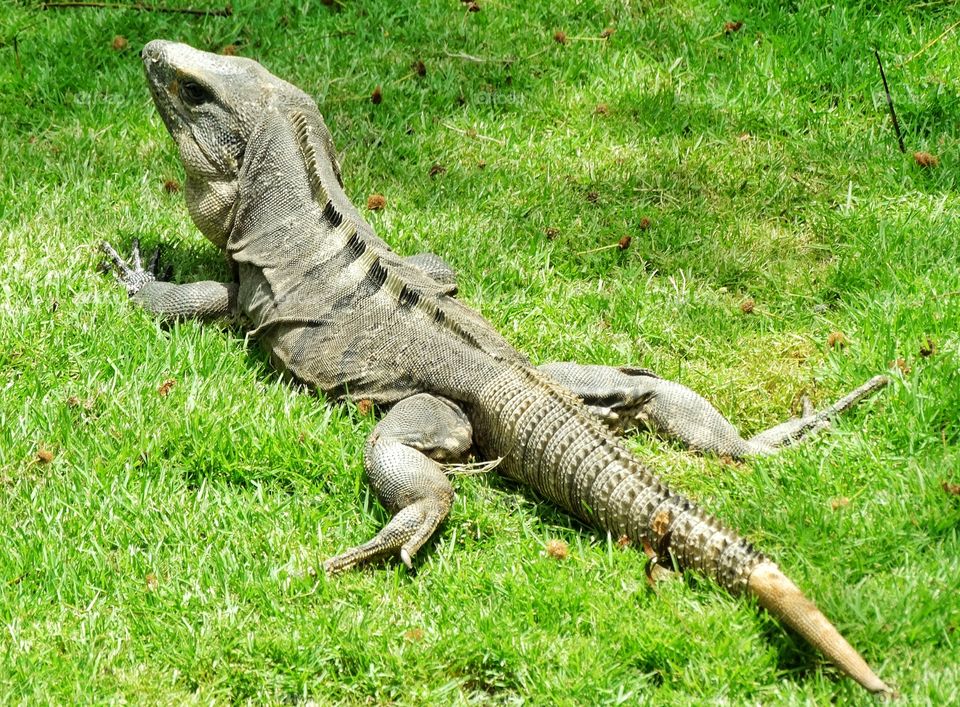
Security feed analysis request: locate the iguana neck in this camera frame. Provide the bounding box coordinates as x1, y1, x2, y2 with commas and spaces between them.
228, 106, 366, 262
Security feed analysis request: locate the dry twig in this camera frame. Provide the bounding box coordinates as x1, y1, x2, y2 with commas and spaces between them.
40, 2, 232, 17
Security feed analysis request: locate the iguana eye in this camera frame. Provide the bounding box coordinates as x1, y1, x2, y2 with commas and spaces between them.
180, 81, 211, 106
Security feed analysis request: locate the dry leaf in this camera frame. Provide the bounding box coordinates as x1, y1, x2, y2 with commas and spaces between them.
652, 510, 671, 536
913, 151, 939, 168
827, 331, 847, 349
545, 539, 569, 560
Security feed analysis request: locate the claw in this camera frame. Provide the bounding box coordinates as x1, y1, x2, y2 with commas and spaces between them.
99, 240, 162, 297
130, 237, 142, 271
101, 242, 131, 275
147, 245, 161, 274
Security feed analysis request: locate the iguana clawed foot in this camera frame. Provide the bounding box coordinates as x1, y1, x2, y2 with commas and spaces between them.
101, 239, 172, 297
324, 394, 470, 574
539, 363, 889, 459
746, 374, 889, 455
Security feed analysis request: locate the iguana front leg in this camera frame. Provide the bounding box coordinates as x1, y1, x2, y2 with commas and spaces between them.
102, 240, 238, 319
324, 393, 472, 573
539, 362, 888, 458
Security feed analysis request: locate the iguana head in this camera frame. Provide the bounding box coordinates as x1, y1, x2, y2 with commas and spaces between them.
141, 40, 329, 248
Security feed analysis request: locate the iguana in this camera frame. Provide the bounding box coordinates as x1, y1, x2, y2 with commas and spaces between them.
102, 40, 893, 696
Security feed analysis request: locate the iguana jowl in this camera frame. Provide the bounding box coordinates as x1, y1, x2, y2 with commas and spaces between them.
102, 40, 893, 696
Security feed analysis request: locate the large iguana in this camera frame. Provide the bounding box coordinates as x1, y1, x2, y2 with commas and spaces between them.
102, 40, 893, 696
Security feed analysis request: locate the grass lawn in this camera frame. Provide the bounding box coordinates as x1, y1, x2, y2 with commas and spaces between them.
1, 0, 958, 702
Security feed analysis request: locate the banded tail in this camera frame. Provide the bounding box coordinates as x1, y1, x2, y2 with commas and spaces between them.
470, 365, 893, 696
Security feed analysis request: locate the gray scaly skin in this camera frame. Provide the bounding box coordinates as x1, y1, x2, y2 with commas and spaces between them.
101, 40, 893, 696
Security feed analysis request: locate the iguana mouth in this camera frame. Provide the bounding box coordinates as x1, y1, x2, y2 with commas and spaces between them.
141, 41, 186, 137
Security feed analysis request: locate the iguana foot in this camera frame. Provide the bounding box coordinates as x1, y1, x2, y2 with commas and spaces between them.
539, 363, 889, 459
101, 239, 172, 296
324, 497, 452, 574
746, 375, 889, 454
324, 394, 471, 574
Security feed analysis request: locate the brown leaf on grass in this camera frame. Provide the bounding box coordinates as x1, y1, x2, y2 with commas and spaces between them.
652, 509, 671, 536
111, 35, 128, 51
920, 337, 936, 357
618, 236, 632, 251
638, 217, 651, 230
889, 357, 911, 375
554, 30, 568, 45
429, 163, 446, 178
367, 194, 386, 211
724, 21, 744, 34
545, 539, 569, 560
943, 481, 960, 496
36, 448, 54, 464
145, 573, 159, 591
831, 497, 850, 510
157, 378, 176, 397
913, 151, 939, 168
740, 298, 755, 314
370, 85, 383, 105
827, 331, 847, 349
221, 44, 239, 56
403, 627, 425, 641
163, 179, 181, 194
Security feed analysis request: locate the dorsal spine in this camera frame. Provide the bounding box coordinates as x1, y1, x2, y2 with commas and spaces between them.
292, 111, 486, 351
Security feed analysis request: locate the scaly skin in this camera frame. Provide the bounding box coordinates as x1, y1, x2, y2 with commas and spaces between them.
101, 40, 893, 696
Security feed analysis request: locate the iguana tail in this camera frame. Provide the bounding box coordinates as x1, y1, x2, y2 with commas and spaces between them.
468, 365, 893, 696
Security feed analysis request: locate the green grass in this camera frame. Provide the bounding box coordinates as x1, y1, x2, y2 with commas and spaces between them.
1, 0, 958, 702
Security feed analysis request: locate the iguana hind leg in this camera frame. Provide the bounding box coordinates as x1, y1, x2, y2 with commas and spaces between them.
538, 362, 887, 458
324, 394, 472, 574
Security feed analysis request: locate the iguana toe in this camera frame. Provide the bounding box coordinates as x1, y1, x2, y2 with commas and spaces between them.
101, 240, 170, 296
